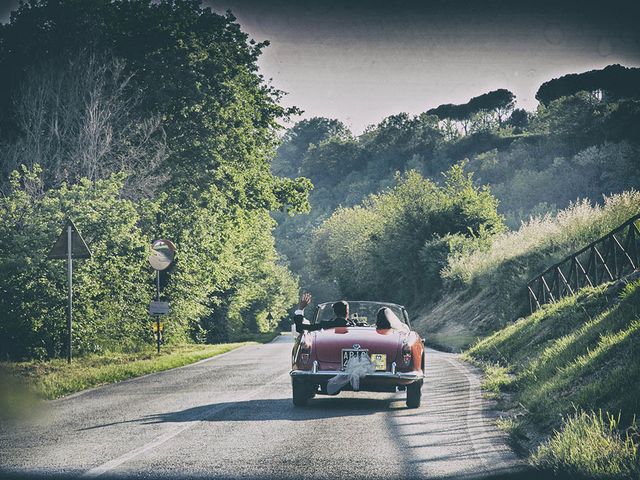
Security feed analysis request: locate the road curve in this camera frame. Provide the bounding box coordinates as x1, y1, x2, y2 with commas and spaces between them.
0, 335, 525, 479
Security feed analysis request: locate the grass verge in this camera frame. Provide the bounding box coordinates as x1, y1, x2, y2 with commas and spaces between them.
532, 410, 640, 479
417, 192, 640, 348
0, 341, 258, 401
465, 277, 640, 478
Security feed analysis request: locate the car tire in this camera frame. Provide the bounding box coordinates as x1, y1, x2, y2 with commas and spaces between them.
307, 386, 317, 399
406, 379, 423, 408
292, 378, 309, 406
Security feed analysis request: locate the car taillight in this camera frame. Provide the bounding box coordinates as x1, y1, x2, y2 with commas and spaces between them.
402, 341, 412, 366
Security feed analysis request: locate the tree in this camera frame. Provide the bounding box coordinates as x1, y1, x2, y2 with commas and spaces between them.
360, 113, 443, 171
0, 0, 308, 209
530, 92, 604, 153
475, 89, 516, 127
0, 0, 310, 353
427, 103, 472, 134
536, 64, 640, 105
308, 165, 505, 305
272, 117, 350, 177
427, 89, 515, 134
300, 137, 363, 188
0, 51, 167, 198
507, 108, 529, 133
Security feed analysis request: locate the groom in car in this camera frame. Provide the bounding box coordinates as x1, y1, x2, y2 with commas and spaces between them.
293, 293, 351, 332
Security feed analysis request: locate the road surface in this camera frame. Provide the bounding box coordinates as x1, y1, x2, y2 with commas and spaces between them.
0, 335, 525, 479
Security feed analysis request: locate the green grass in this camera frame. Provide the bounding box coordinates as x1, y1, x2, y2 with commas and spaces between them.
480, 363, 514, 397
465, 278, 640, 478
445, 191, 640, 288
421, 191, 640, 345
0, 342, 257, 401
532, 410, 640, 479
415, 192, 640, 352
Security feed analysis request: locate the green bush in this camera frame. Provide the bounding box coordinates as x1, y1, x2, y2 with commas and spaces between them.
0, 167, 153, 359
308, 164, 504, 305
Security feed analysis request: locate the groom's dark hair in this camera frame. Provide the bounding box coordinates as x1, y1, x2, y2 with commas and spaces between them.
332, 301, 348, 318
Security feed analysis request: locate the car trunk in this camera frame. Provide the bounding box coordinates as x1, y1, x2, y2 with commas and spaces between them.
313, 327, 405, 367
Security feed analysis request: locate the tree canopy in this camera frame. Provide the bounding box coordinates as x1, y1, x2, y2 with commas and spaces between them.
0, 0, 310, 359
272, 63, 640, 304
536, 64, 640, 105
427, 89, 515, 134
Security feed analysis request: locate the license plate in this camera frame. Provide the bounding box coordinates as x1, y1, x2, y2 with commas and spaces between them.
341, 349, 369, 368
370, 353, 387, 371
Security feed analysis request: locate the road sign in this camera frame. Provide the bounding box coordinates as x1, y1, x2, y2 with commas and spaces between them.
47, 219, 92, 259
46, 219, 92, 364
149, 301, 170, 315
148, 239, 176, 271
152, 322, 164, 332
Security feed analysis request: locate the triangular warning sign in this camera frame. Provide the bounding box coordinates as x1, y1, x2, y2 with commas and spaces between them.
47, 219, 92, 259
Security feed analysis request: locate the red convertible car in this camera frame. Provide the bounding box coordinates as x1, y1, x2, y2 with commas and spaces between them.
290, 301, 425, 408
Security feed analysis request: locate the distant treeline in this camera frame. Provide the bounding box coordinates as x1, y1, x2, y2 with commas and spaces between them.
272, 64, 640, 307
536, 64, 640, 105
0, 0, 311, 360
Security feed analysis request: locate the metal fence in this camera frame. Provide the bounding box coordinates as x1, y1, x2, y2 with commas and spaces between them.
527, 213, 640, 313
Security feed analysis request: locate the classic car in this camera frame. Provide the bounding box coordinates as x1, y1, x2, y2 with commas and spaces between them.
290, 300, 425, 408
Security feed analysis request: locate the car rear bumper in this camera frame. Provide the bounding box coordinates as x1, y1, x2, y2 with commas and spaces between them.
290, 369, 424, 384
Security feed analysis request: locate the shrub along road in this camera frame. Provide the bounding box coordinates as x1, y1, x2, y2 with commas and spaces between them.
0, 335, 524, 479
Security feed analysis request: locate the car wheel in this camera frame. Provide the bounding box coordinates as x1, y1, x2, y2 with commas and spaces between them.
307, 385, 317, 399
406, 379, 423, 408
292, 378, 309, 406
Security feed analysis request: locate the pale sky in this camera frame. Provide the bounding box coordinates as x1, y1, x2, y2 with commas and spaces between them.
206, 0, 640, 133
2, 0, 640, 134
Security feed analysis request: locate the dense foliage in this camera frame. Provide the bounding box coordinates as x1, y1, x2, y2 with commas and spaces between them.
0, 0, 310, 360
309, 166, 504, 306
0, 169, 152, 359
273, 63, 640, 312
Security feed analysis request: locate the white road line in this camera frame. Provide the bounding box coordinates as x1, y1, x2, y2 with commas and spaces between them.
83, 371, 290, 477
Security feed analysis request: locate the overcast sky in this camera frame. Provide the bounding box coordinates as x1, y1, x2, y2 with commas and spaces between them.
2, 0, 640, 133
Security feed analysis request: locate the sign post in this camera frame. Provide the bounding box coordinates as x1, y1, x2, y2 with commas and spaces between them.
148, 239, 176, 354
66, 224, 72, 364
47, 219, 92, 363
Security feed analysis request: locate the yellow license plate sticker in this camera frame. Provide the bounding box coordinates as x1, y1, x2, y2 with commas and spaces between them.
371, 353, 387, 371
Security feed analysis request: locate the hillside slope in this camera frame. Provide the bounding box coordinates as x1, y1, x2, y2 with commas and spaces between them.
466, 275, 640, 477
413, 192, 640, 351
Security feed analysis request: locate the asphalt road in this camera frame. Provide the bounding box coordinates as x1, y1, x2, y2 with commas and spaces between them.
0, 335, 526, 479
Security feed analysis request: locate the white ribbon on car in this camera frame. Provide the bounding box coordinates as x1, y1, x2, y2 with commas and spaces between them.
327, 354, 375, 394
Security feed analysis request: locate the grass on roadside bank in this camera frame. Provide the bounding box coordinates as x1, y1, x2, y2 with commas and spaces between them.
464, 277, 640, 479
532, 410, 640, 479
0, 340, 267, 403
415, 192, 640, 350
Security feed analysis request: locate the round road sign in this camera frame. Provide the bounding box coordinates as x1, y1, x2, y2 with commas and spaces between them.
149, 239, 176, 271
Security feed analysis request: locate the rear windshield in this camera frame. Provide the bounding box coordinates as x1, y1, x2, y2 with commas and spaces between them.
314, 301, 409, 328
